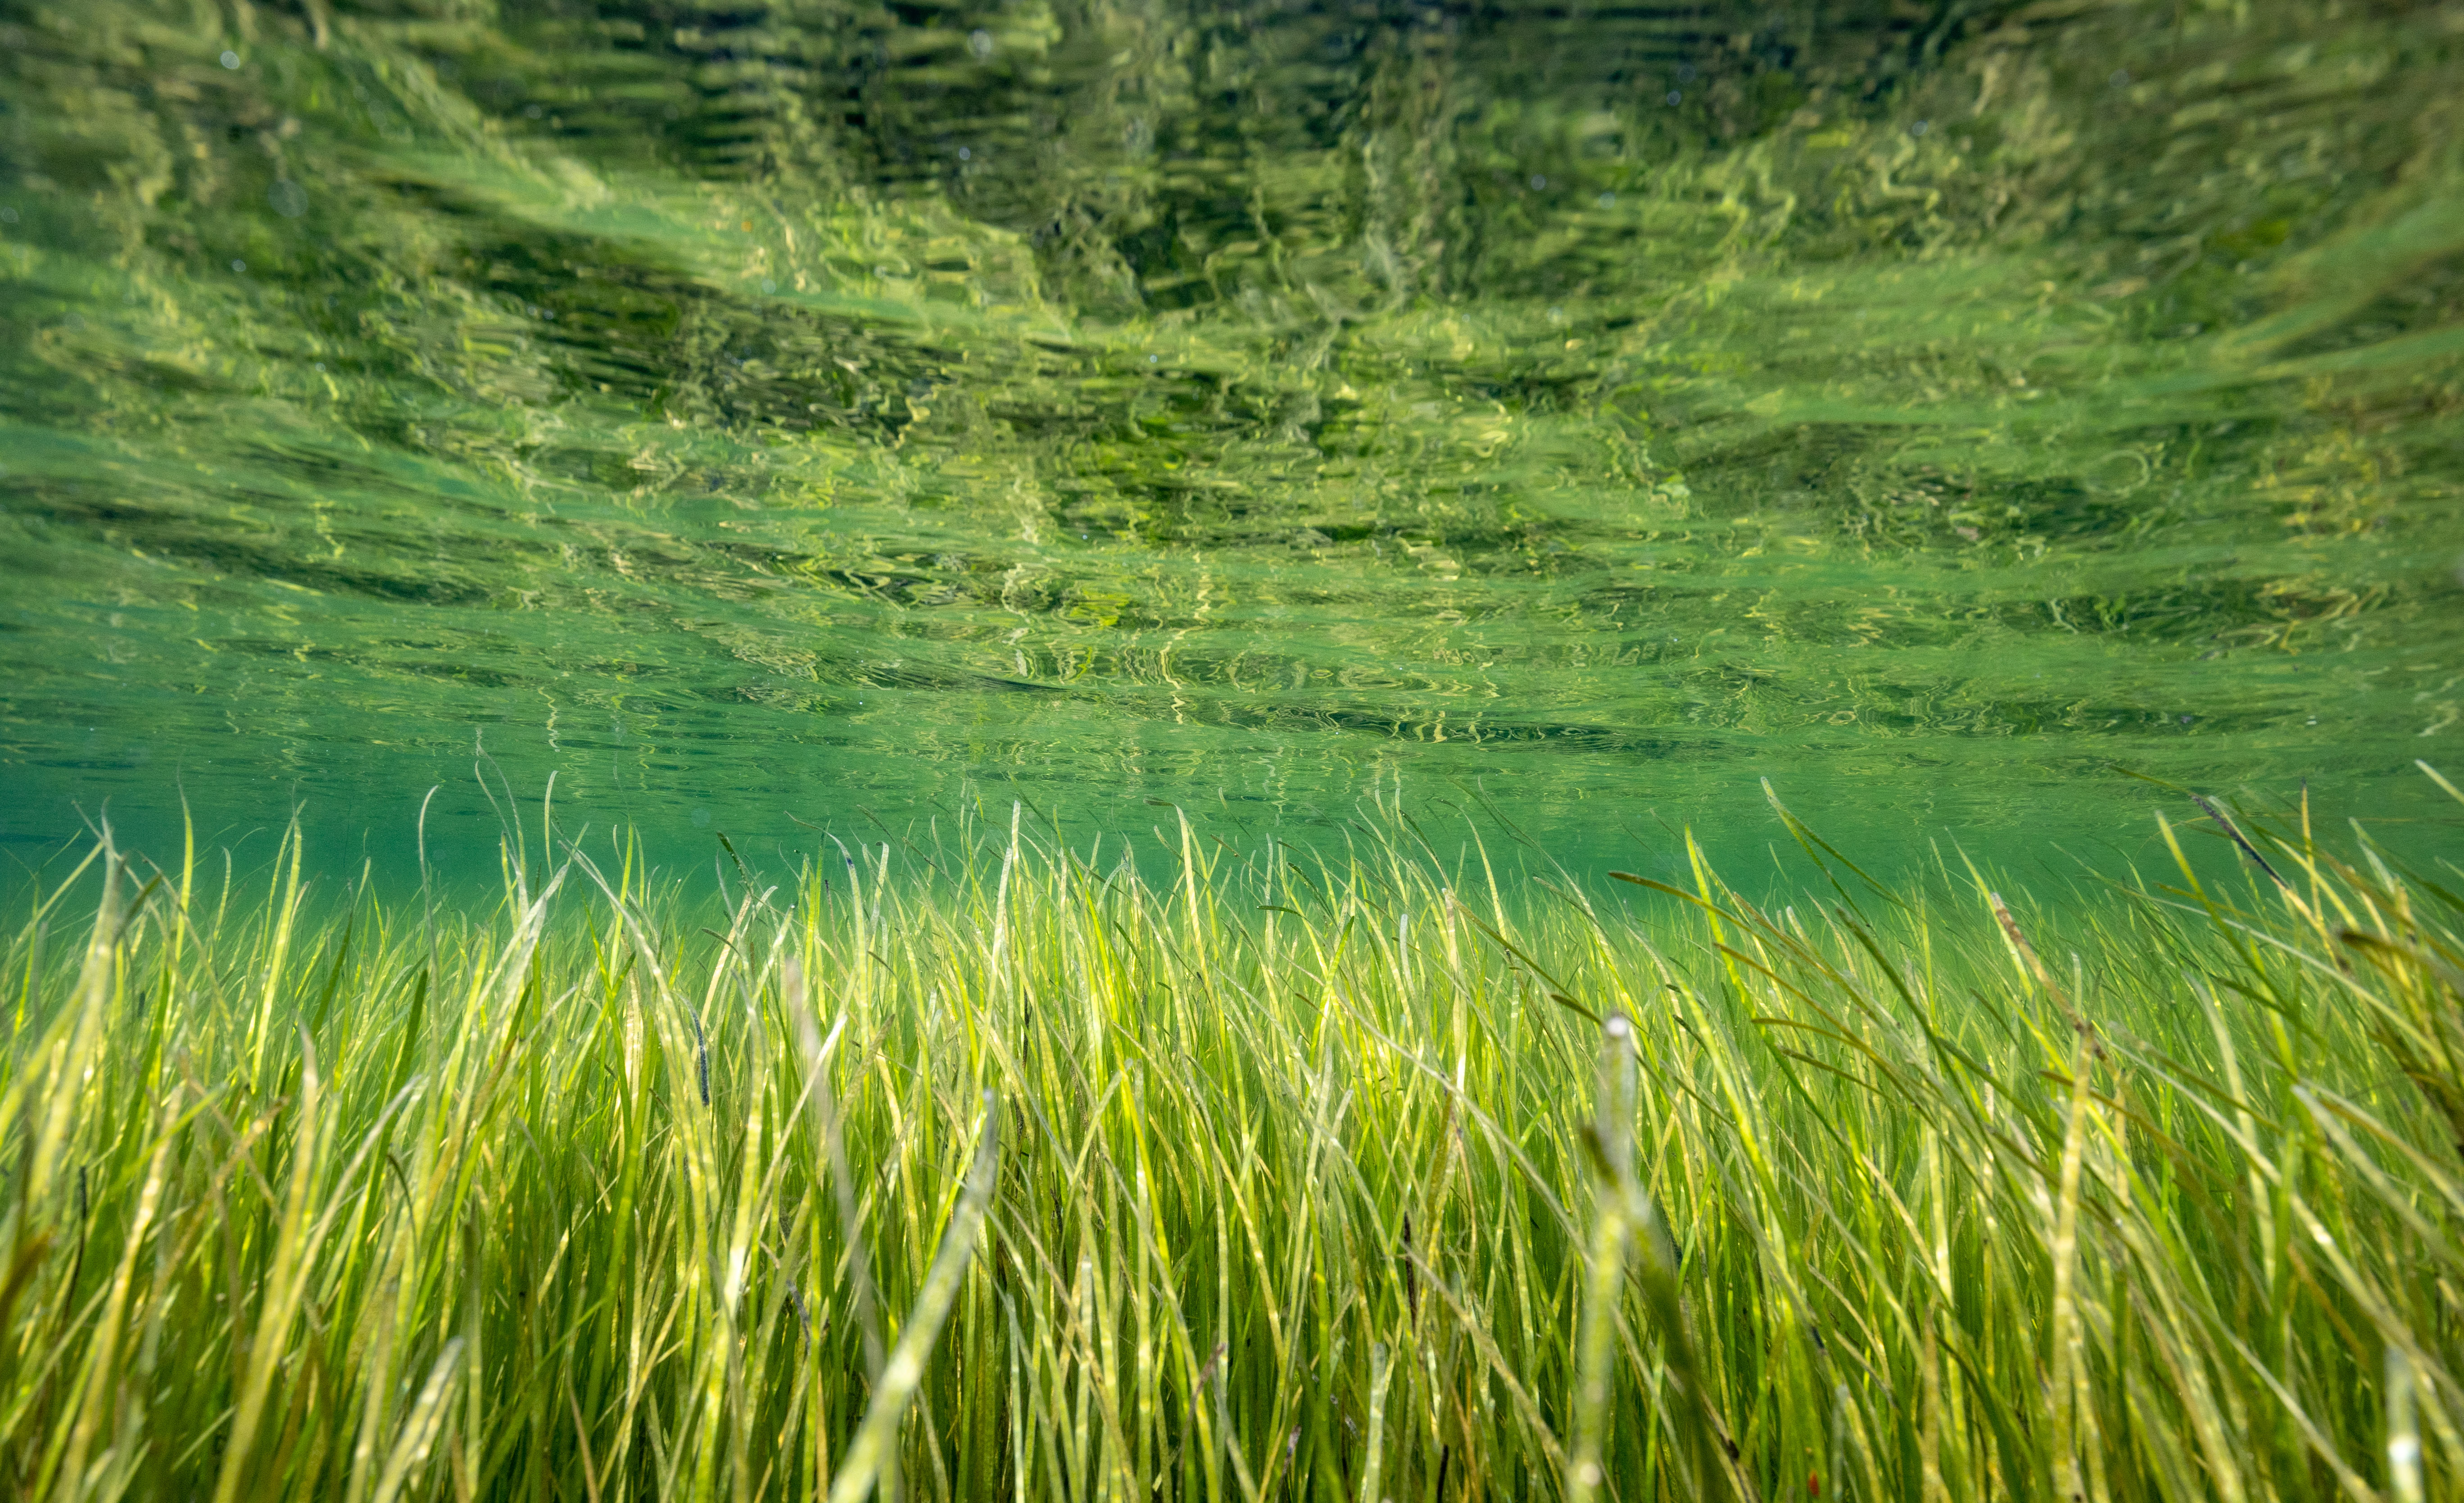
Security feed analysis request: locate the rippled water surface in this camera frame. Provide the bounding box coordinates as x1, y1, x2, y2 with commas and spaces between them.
4, 0, 2460, 876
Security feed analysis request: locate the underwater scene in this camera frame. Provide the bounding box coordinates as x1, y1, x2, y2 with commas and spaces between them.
4, 0, 2461, 876
5, 0, 2464, 1499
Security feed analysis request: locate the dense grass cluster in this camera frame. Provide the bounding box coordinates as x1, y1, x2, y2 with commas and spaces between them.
1, 781, 2459, 1502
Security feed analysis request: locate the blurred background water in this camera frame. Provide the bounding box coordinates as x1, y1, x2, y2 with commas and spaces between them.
2, 0, 2459, 890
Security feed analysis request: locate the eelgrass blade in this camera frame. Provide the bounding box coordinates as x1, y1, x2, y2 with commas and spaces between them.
368, 1338, 466, 1503
1359, 1341, 1392, 1503
1568, 1015, 1635, 1503
825, 1092, 1002, 1503
2389, 1345, 2426, 1503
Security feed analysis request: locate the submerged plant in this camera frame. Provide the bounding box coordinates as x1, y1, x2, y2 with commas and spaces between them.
0, 775, 2458, 1501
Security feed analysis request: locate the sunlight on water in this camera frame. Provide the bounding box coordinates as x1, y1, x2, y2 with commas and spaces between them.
2, 0, 2459, 878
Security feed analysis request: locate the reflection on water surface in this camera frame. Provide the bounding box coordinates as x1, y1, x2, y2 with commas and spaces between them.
2, 0, 2459, 874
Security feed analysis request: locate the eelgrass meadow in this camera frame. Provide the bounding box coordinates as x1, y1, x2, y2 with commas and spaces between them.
9, 0, 2464, 1492
5, 775, 2462, 1502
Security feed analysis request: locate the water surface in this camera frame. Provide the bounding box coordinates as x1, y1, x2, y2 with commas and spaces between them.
4, 0, 2459, 880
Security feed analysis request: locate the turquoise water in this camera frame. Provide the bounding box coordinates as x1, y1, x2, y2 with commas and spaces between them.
3, 0, 2460, 883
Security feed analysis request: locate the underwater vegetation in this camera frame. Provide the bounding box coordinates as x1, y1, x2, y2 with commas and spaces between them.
3, 0, 2461, 1494
0, 774, 2460, 1501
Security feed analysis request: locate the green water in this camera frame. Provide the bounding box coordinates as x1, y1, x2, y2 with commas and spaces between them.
4, 0, 2460, 880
